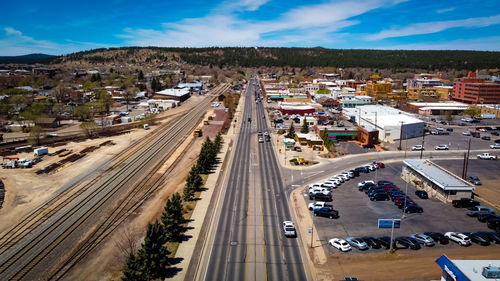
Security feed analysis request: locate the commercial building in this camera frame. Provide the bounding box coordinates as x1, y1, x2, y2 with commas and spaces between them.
343, 105, 425, 141
313, 125, 379, 145
340, 94, 374, 108
407, 102, 469, 116
478, 104, 500, 118
154, 88, 191, 101
452, 72, 500, 104
402, 159, 474, 203
365, 80, 392, 99
436, 255, 500, 281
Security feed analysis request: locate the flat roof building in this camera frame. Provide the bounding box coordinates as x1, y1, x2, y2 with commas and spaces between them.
436, 255, 500, 281
154, 88, 191, 101
403, 159, 475, 203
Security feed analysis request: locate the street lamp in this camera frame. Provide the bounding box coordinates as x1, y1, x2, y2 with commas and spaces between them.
398, 121, 405, 150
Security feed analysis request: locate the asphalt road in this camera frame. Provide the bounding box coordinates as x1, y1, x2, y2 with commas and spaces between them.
204, 78, 307, 281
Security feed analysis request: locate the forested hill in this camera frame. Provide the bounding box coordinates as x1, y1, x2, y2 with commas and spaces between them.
53, 47, 500, 70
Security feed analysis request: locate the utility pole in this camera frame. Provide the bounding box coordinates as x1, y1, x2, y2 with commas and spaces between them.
389, 219, 395, 252
398, 121, 404, 150
461, 152, 467, 179
464, 138, 471, 178
404, 137, 408, 159
420, 127, 425, 159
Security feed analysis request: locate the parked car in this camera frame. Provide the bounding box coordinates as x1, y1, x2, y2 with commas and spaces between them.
283, 221, 296, 237
446, 128, 454, 132
462, 232, 490, 246
328, 238, 351, 252
377, 180, 394, 186
313, 207, 339, 219
487, 218, 500, 229
377, 236, 393, 249
404, 204, 423, 213
466, 206, 495, 217
491, 131, 500, 136
349, 169, 360, 177
462, 131, 471, 136
435, 144, 449, 150
346, 237, 368, 250
358, 181, 376, 191
395, 237, 421, 250
360, 237, 382, 249
411, 145, 424, 151
376, 162, 385, 168
424, 232, 449, 244
477, 213, 499, 223
445, 232, 471, 246
490, 143, 500, 149
452, 198, 480, 208
308, 201, 332, 211
369, 192, 389, 201
482, 136, 491, 141
410, 234, 435, 247
415, 190, 428, 199
476, 232, 500, 244
468, 176, 482, 185
309, 192, 332, 202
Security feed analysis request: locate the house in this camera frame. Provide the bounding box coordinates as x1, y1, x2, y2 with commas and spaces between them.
35, 117, 60, 128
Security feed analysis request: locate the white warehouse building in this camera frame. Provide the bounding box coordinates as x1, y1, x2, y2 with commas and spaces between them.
343, 105, 425, 141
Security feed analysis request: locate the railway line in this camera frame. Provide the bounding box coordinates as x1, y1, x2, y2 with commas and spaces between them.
0, 83, 229, 280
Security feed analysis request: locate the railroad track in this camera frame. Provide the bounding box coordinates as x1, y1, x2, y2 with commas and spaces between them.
0, 84, 229, 280
0, 83, 226, 253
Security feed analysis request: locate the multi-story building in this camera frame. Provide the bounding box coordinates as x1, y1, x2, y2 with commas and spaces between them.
365, 80, 392, 99
407, 86, 452, 101
452, 72, 500, 104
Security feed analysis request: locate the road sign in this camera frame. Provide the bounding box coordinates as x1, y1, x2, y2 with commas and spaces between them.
308, 227, 312, 234
378, 219, 401, 229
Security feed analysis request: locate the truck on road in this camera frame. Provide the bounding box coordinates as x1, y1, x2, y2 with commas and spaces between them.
477, 153, 497, 160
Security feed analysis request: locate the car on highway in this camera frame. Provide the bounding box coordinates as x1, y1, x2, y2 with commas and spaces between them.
313, 207, 339, 219
477, 153, 497, 160
258, 137, 264, 143
415, 190, 428, 199
283, 221, 296, 237
410, 234, 435, 247
404, 204, 423, 213
468, 176, 482, 185
435, 144, 449, 150
490, 143, 500, 149
463, 232, 490, 246
424, 232, 449, 244
360, 237, 382, 249
445, 232, 471, 246
411, 145, 424, 151
346, 237, 368, 250
328, 238, 351, 252
395, 237, 421, 250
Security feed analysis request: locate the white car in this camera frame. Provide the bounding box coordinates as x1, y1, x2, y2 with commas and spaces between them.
283, 221, 296, 237
338, 173, 350, 181
322, 181, 337, 189
308, 201, 330, 211
332, 175, 345, 183
411, 145, 424, 151
435, 144, 449, 150
479, 128, 487, 132
411, 234, 435, 247
328, 238, 351, 252
490, 143, 500, 149
258, 137, 264, 143
444, 232, 471, 246
358, 180, 375, 187
346, 237, 369, 250
310, 187, 330, 196
462, 131, 471, 136
327, 177, 342, 185
308, 183, 321, 190
367, 164, 377, 171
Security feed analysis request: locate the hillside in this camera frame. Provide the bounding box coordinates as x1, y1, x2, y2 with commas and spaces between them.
0, 53, 54, 64
52, 47, 500, 71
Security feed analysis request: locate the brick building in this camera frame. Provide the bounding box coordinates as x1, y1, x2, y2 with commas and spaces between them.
452, 72, 500, 104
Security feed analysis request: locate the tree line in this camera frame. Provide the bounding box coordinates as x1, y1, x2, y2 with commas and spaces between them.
121, 134, 223, 280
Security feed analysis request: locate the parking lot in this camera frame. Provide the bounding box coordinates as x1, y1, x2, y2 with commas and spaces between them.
303, 162, 500, 255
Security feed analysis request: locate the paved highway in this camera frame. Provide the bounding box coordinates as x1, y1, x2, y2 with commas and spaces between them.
204, 78, 307, 281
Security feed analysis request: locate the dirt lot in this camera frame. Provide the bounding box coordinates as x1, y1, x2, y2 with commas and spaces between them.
0, 95, 205, 234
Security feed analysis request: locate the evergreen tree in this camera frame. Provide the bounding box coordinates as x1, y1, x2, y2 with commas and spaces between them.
186, 165, 203, 190
286, 123, 295, 139
121, 253, 145, 281
197, 137, 216, 173
138, 70, 144, 81
214, 133, 223, 152
300, 118, 309, 134
135, 221, 170, 280
161, 193, 184, 241
183, 185, 194, 201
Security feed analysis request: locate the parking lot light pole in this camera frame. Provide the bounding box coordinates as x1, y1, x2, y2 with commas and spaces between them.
389, 220, 395, 252
402, 179, 409, 219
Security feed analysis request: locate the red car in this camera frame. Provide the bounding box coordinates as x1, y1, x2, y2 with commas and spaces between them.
377, 162, 385, 168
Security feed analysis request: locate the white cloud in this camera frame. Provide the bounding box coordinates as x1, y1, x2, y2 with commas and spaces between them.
436, 7, 455, 14
239, 0, 270, 11
367, 14, 500, 40
0, 27, 111, 55
121, 0, 399, 47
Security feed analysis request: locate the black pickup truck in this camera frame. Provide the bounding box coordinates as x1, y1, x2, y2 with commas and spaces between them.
452, 198, 480, 208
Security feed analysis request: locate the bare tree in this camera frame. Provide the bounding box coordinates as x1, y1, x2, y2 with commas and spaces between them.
113, 226, 142, 263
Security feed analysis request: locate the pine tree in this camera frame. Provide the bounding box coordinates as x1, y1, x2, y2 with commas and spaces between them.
214, 133, 223, 152
286, 123, 295, 139
121, 253, 145, 281
197, 137, 216, 173
135, 221, 170, 280
183, 185, 194, 201
300, 118, 309, 134
186, 165, 203, 190
161, 193, 184, 241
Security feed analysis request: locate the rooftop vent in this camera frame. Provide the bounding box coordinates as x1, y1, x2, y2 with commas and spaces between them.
482, 265, 500, 279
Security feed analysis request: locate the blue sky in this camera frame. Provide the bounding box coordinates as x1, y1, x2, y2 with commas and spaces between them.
1, 0, 500, 55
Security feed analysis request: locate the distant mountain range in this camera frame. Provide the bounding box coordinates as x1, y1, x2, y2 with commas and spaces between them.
0, 53, 54, 64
